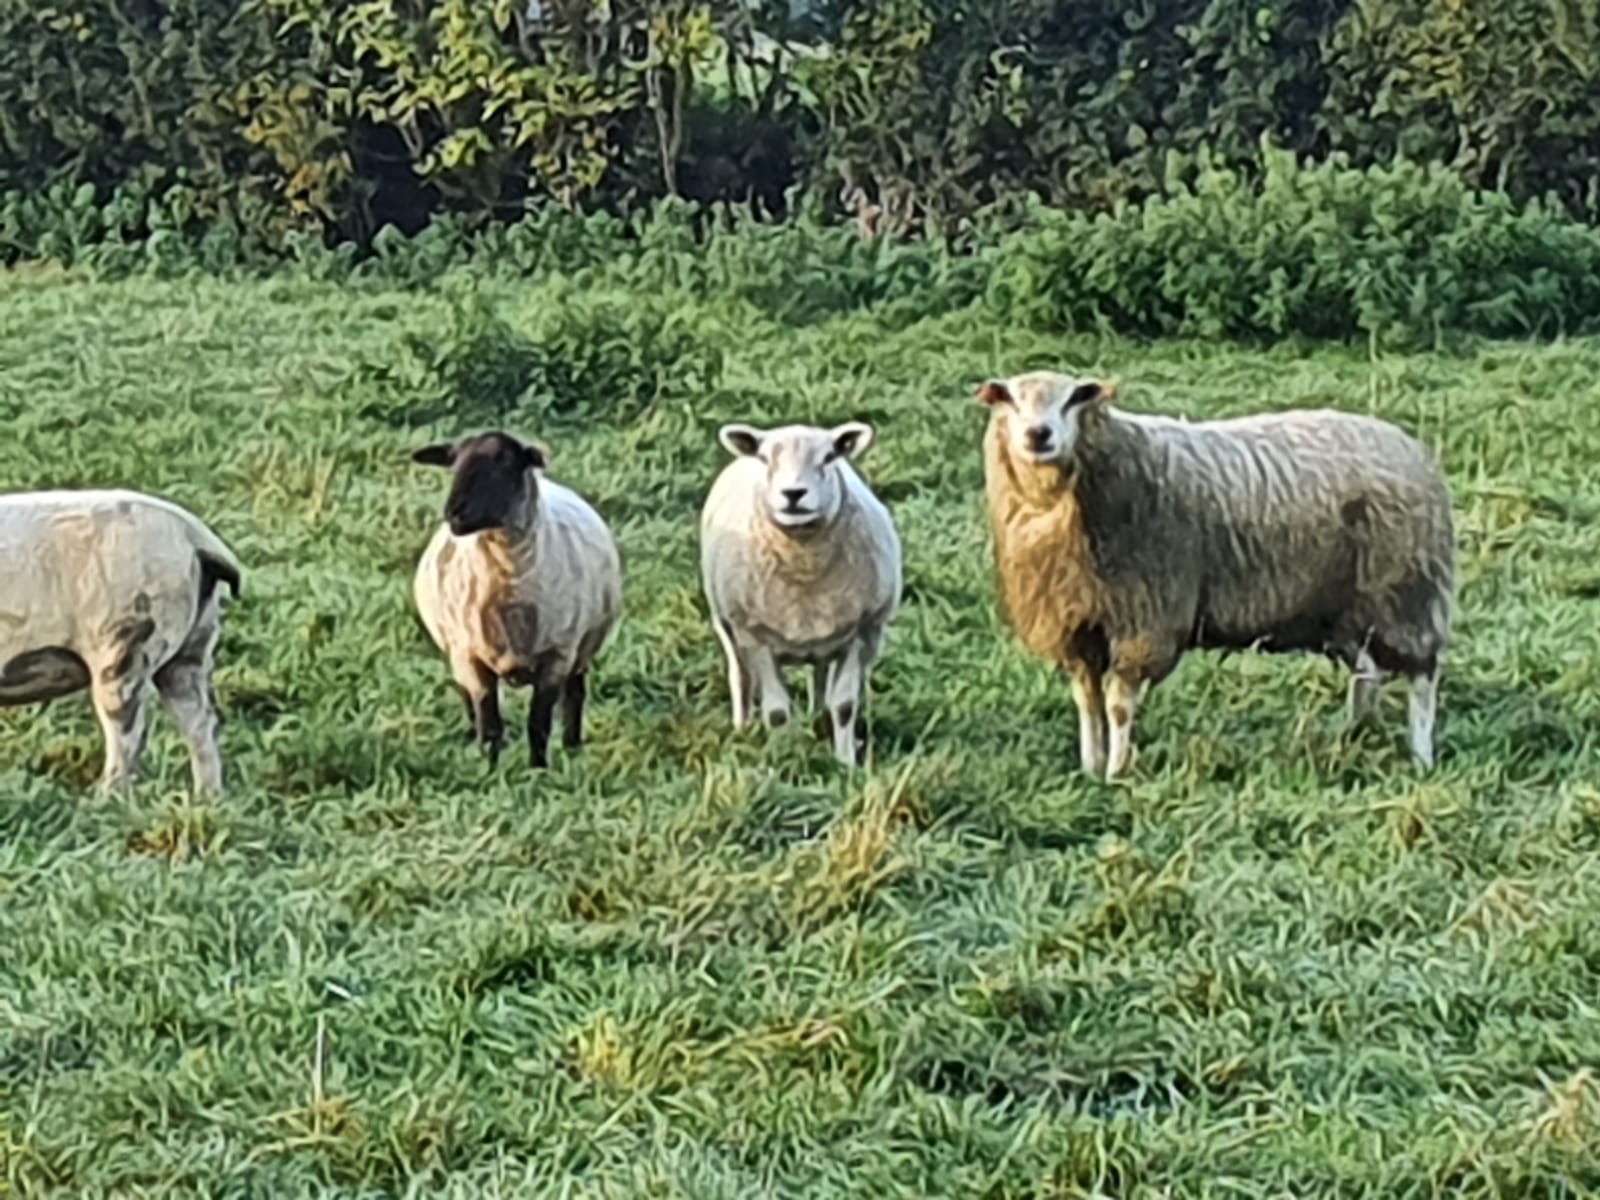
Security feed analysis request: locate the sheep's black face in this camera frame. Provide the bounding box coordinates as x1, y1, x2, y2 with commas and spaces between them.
412, 431, 547, 536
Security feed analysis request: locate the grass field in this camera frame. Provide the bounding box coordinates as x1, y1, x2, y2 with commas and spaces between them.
3, 268, 1600, 1198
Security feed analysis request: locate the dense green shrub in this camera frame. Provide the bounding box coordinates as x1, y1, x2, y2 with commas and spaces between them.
986, 147, 1600, 346
354, 293, 543, 425
355, 283, 726, 428
13, 148, 1600, 349
516, 280, 727, 421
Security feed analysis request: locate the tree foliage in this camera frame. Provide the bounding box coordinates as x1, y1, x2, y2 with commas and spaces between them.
3, 0, 1600, 246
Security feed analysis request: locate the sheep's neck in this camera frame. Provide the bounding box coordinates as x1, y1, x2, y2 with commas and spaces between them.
474, 520, 540, 584
759, 493, 854, 582
984, 420, 1112, 666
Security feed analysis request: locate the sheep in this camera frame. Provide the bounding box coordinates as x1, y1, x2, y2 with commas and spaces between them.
700, 420, 902, 765
411, 430, 622, 769
977, 370, 1456, 778
0, 489, 242, 793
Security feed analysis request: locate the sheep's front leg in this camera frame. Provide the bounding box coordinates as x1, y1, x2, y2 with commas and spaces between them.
562, 671, 588, 752
712, 619, 754, 729
824, 643, 865, 766
1067, 664, 1108, 778
456, 657, 504, 767
90, 671, 152, 793
746, 645, 792, 729
1102, 671, 1142, 780
528, 678, 562, 769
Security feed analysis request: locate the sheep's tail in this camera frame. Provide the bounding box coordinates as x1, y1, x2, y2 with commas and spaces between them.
180, 516, 244, 602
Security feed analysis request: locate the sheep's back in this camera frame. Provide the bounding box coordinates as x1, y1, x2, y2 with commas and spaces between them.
524, 482, 623, 664
1132, 410, 1454, 654
0, 492, 211, 662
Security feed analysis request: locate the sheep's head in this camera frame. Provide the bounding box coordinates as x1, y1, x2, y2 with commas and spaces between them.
412, 430, 548, 537
978, 372, 1113, 466
717, 421, 876, 532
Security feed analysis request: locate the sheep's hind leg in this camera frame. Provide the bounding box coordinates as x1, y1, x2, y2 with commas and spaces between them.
528, 678, 563, 769
748, 646, 792, 730
151, 593, 227, 793
1102, 671, 1142, 780
811, 662, 830, 715
1347, 647, 1382, 725
824, 644, 864, 767
1407, 666, 1439, 769
90, 672, 153, 794
1067, 665, 1108, 778
562, 671, 587, 752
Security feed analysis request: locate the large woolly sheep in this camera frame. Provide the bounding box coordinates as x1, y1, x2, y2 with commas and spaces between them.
412, 430, 622, 769
0, 489, 242, 792
700, 420, 902, 765
977, 371, 1455, 778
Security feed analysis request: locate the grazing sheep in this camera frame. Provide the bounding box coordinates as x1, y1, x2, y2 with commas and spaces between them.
977, 371, 1455, 778
412, 431, 622, 769
0, 489, 242, 793
700, 420, 902, 765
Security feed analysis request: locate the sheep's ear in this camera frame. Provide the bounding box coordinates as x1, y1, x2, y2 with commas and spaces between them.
523, 441, 550, 471
719, 424, 764, 458
976, 380, 1012, 407
1067, 379, 1114, 407
412, 442, 455, 467
830, 421, 875, 460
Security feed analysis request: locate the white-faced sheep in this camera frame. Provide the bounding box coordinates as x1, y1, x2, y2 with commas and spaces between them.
412, 430, 622, 769
700, 421, 902, 765
977, 371, 1455, 778
0, 489, 242, 792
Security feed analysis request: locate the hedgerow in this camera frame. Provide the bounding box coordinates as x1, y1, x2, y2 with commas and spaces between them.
9, 149, 1600, 349
986, 148, 1600, 347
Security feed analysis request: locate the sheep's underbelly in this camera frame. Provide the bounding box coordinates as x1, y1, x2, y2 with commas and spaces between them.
749, 611, 866, 662
769, 628, 855, 665
0, 646, 91, 706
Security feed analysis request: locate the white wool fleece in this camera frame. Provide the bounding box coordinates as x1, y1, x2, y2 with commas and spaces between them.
0, 489, 242, 792
414, 478, 623, 691
699, 421, 902, 765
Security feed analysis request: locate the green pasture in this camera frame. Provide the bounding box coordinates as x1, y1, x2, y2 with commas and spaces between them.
2, 271, 1598, 1197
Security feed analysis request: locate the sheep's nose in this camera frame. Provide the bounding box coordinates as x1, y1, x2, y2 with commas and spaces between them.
781, 487, 808, 507
1025, 425, 1054, 450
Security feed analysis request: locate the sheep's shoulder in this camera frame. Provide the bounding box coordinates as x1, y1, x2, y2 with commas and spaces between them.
421, 531, 515, 661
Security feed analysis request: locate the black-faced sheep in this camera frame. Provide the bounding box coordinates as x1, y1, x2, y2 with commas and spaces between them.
700, 421, 902, 765
412, 431, 622, 769
978, 371, 1455, 777
0, 489, 242, 792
